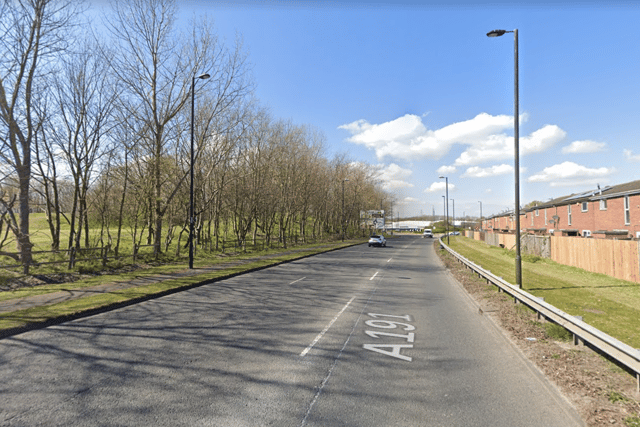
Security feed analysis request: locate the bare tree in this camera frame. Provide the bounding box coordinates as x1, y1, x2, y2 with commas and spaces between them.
46, 40, 118, 251
105, 0, 251, 255
0, 0, 80, 272
32, 82, 64, 250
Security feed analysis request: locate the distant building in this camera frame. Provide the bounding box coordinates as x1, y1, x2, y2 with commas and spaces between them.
482, 179, 640, 239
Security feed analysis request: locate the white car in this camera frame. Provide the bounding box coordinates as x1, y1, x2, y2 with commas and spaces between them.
422, 229, 433, 238
368, 234, 386, 247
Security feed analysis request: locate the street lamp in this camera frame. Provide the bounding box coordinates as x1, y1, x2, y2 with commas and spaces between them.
189, 72, 210, 269
439, 176, 449, 245
487, 28, 522, 288
452, 198, 455, 235
478, 201, 483, 230
341, 178, 349, 241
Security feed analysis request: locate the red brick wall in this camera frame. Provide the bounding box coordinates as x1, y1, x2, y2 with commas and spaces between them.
502, 194, 640, 239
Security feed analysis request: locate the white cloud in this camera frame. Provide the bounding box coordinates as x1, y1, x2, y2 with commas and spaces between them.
425, 181, 456, 193
454, 125, 566, 166
339, 114, 442, 161
339, 112, 520, 162
462, 164, 513, 178
398, 197, 420, 205
437, 165, 457, 175
562, 140, 606, 154
624, 149, 640, 162
374, 163, 414, 191
522, 125, 567, 154
527, 161, 615, 187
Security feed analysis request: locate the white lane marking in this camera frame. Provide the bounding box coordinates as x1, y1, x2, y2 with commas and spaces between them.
370, 271, 379, 280
289, 277, 306, 285
387, 258, 392, 262
299, 285, 379, 427
300, 296, 356, 357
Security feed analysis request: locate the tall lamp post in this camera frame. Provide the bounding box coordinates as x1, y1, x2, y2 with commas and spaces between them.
487, 28, 522, 288
439, 176, 449, 245
341, 178, 349, 241
189, 72, 210, 269
452, 198, 455, 234
478, 201, 483, 230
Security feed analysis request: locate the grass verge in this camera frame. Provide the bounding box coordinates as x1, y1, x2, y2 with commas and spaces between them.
446, 236, 640, 349
435, 239, 640, 427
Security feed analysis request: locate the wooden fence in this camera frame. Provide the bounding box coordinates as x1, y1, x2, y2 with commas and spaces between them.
551, 236, 640, 283
465, 230, 640, 284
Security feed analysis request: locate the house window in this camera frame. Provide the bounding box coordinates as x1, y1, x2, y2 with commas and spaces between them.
625, 196, 631, 225
600, 199, 607, 210
544, 209, 547, 225
581, 202, 588, 212
568, 204, 572, 226
535, 209, 539, 217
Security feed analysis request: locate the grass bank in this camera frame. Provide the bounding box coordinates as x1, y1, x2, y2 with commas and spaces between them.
446, 236, 640, 348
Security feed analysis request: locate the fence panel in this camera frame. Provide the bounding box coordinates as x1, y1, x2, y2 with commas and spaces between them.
521, 235, 551, 258
485, 232, 499, 247
550, 236, 640, 283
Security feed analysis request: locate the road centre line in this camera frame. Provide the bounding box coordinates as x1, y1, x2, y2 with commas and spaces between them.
299, 284, 379, 427
289, 277, 306, 285
370, 271, 379, 280
387, 258, 392, 262
300, 296, 356, 357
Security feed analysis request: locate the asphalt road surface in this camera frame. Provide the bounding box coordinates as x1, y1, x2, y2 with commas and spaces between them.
0, 235, 584, 426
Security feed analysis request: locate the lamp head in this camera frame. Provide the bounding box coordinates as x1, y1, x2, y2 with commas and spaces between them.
197, 73, 210, 80
487, 29, 507, 37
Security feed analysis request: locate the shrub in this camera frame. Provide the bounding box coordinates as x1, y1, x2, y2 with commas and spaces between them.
544, 322, 572, 341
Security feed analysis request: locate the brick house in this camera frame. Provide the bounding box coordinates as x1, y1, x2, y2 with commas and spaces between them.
482, 179, 640, 239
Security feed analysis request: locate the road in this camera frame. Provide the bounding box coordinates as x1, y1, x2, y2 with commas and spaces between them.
0, 235, 583, 426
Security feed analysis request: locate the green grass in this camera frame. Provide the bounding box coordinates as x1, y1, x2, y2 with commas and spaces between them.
626, 416, 640, 427
544, 323, 572, 342
447, 236, 640, 348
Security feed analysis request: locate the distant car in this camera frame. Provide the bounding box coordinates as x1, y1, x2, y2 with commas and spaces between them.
368, 234, 386, 247
422, 229, 433, 238
449, 231, 461, 236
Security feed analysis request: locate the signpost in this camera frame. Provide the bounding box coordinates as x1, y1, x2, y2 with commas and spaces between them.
361, 210, 385, 231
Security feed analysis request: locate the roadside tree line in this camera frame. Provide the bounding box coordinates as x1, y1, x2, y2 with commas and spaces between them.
0, 0, 393, 273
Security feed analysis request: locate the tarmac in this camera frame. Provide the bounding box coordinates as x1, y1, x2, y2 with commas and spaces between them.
0, 245, 346, 336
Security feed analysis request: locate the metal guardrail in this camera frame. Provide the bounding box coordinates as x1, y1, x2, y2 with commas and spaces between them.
439, 237, 640, 392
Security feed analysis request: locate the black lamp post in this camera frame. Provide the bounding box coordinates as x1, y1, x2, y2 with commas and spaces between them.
487, 28, 522, 288
189, 72, 210, 269
439, 176, 449, 245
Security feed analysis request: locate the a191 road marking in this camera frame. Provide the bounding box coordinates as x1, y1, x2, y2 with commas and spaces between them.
363, 313, 414, 362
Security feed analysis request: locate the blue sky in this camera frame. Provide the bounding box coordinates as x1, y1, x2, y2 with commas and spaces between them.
93, 1, 640, 218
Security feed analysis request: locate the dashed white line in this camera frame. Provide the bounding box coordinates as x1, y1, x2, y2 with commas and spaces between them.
300, 296, 356, 357
299, 284, 379, 427
289, 277, 306, 285
370, 271, 379, 280
387, 258, 392, 263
